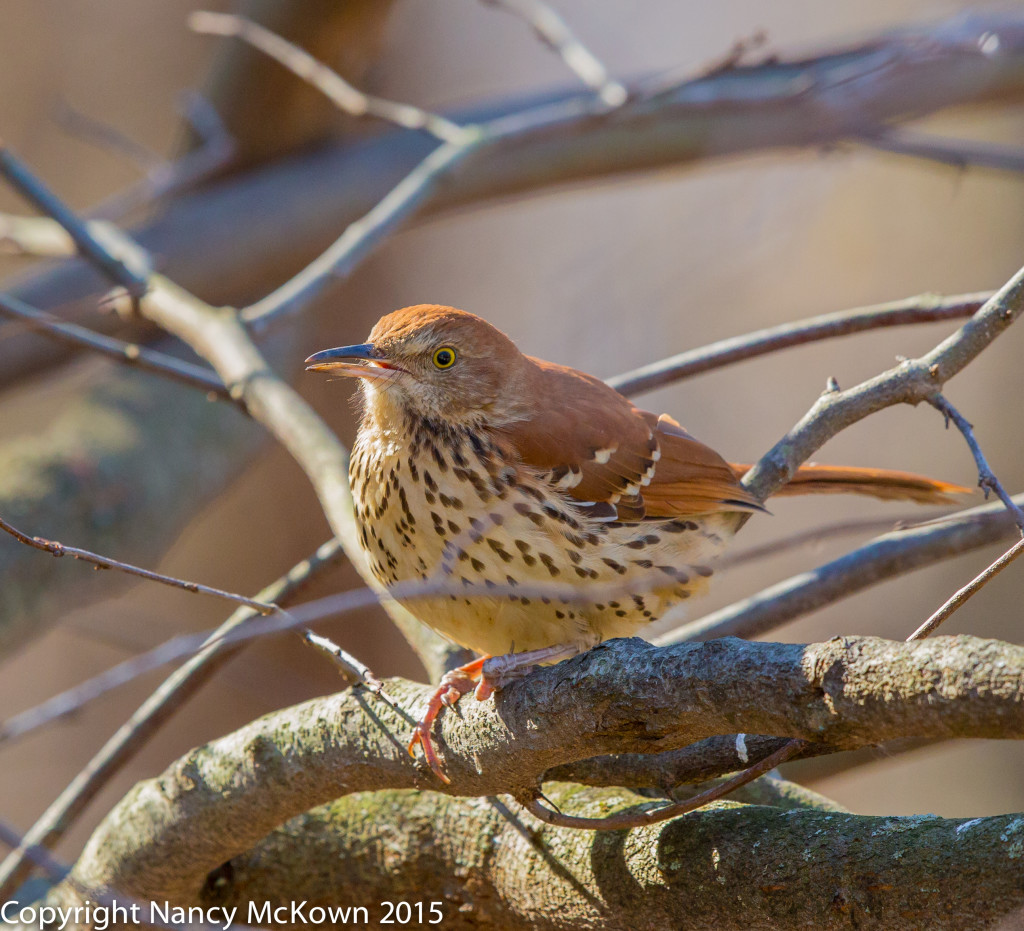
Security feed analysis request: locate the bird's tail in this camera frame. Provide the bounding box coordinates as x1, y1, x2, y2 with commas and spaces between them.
729, 463, 971, 505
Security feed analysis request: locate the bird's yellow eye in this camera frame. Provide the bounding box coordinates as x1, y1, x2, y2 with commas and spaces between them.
432, 346, 457, 369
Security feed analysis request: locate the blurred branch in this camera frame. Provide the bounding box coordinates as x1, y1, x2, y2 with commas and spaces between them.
717, 513, 922, 571
0, 539, 345, 899
7, 11, 1024, 382
657, 492, 1024, 644
609, 292, 988, 396
185, 0, 400, 169
190, 12, 470, 144
89, 93, 237, 222
50, 634, 1024, 903
861, 126, 1024, 173
479, 0, 627, 106
0, 293, 234, 402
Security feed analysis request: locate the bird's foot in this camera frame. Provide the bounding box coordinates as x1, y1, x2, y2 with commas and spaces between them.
408, 655, 490, 784
476, 642, 583, 699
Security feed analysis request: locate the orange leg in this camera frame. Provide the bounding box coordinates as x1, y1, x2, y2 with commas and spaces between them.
408, 655, 489, 784
409, 642, 586, 782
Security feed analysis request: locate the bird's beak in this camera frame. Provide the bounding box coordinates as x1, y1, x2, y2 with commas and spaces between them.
304, 344, 401, 380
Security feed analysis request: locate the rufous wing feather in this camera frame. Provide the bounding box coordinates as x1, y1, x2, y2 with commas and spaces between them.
496, 360, 764, 519
497, 357, 967, 518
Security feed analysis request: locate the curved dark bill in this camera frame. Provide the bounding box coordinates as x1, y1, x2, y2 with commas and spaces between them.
305, 343, 397, 378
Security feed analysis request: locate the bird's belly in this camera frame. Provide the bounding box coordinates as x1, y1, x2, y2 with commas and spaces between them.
350, 434, 732, 656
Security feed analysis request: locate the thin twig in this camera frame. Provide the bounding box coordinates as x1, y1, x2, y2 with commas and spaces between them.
655, 493, 1023, 645
929, 393, 1024, 533
53, 100, 164, 173
0, 539, 345, 898
716, 513, 922, 571
909, 537, 1024, 640
523, 738, 804, 830
89, 92, 236, 221
0, 143, 148, 294
303, 631, 400, 711
0, 515, 276, 615
0, 292, 235, 404
608, 292, 989, 396
479, 0, 627, 106
189, 12, 471, 145
861, 127, 1024, 174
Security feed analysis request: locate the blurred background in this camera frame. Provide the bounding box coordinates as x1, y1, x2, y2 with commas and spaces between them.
1, 0, 1023, 870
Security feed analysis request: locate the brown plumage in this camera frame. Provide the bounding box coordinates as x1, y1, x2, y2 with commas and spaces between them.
306, 304, 967, 780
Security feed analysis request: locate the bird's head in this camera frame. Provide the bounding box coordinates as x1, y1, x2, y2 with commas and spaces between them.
306, 305, 529, 428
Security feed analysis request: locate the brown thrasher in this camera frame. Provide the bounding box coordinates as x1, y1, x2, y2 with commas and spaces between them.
307, 305, 965, 781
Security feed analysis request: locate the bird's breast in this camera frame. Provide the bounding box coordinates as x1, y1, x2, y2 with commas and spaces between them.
349, 419, 733, 656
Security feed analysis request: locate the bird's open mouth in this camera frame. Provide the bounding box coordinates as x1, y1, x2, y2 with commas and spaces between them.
304, 344, 403, 380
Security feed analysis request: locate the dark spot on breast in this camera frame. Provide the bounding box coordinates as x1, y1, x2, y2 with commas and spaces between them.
487, 539, 514, 563
659, 566, 689, 582
470, 557, 485, 573
602, 558, 627, 575
555, 610, 565, 619
505, 575, 518, 587
694, 565, 714, 577
633, 559, 654, 569
539, 553, 560, 577
615, 609, 628, 617
574, 567, 588, 578
567, 550, 582, 565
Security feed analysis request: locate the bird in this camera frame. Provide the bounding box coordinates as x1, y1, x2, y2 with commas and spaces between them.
306, 304, 967, 781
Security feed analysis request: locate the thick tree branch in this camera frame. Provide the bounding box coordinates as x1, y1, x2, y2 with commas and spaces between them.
191, 786, 1024, 931
53, 634, 1024, 902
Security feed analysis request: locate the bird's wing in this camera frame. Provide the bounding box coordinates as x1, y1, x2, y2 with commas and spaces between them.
493, 358, 762, 521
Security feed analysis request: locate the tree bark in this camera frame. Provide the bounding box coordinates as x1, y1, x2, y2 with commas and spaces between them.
191, 785, 1024, 931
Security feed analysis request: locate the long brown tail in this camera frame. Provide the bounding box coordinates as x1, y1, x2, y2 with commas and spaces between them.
729, 463, 971, 505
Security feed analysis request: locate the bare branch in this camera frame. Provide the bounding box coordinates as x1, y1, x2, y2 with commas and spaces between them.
0, 143, 149, 294
7, 12, 1024, 384
53, 634, 1024, 902
608, 292, 988, 396
190, 786, 1024, 931
302, 630, 400, 713
930, 393, 1024, 532
741, 266, 1024, 505
89, 93, 236, 222
189, 12, 471, 145
0, 538, 344, 899
479, 0, 627, 106
911, 537, 1024, 640
524, 738, 804, 830
717, 513, 922, 571
657, 493, 1023, 644
0, 292, 234, 403
0, 515, 277, 615
861, 126, 1024, 173
53, 100, 163, 173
